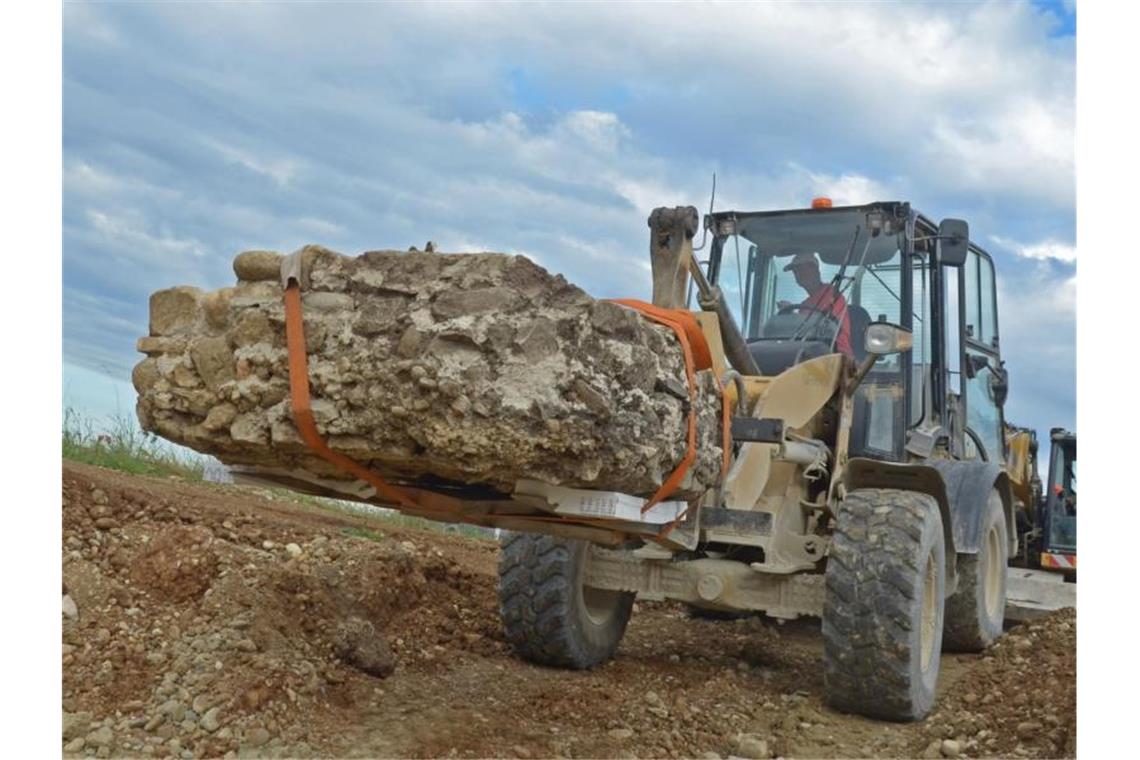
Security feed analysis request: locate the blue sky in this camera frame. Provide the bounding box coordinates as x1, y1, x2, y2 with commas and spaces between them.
63, 1, 1075, 450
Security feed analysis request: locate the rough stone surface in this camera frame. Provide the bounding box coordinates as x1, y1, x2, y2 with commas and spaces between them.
149, 287, 203, 336
87, 726, 115, 749
333, 617, 396, 678
135, 246, 724, 498
736, 732, 770, 759
63, 711, 92, 741
201, 707, 222, 733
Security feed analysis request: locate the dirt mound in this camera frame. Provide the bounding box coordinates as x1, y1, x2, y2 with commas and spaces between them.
62, 462, 502, 758
911, 608, 1077, 759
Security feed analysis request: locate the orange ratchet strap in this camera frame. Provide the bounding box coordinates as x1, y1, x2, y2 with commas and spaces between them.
282, 278, 420, 511
605, 299, 730, 514
281, 272, 730, 536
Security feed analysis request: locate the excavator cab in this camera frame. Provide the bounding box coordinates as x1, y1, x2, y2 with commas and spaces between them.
1041, 428, 1077, 574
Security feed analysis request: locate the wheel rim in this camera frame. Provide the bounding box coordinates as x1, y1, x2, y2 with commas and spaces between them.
983, 522, 1003, 619
921, 551, 937, 670
580, 546, 620, 626
581, 584, 620, 625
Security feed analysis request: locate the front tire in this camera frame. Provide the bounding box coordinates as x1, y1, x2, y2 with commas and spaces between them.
823, 489, 947, 721
943, 489, 1008, 652
498, 533, 634, 669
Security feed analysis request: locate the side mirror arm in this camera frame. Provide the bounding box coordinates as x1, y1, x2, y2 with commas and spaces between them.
844, 354, 879, 396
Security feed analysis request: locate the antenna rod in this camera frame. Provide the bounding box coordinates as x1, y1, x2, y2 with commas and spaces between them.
692, 173, 717, 252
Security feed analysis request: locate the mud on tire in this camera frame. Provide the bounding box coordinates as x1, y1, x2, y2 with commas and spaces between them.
943, 489, 1008, 652
823, 488, 946, 721
498, 532, 635, 669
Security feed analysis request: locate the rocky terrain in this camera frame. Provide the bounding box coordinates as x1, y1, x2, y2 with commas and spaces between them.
62, 461, 1076, 759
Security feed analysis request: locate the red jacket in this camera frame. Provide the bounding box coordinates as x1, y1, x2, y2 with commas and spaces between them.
802, 285, 853, 357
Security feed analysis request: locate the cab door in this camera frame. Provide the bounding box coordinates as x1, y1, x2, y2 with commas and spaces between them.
961, 247, 1006, 462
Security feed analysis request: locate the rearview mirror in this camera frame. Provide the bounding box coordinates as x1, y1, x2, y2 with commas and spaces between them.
864, 323, 914, 356
938, 218, 969, 266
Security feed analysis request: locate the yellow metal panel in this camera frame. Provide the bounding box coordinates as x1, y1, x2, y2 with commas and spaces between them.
694, 311, 728, 380
722, 354, 843, 510
755, 354, 843, 428
723, 442, 777, 510
1005, 429, 1037, 515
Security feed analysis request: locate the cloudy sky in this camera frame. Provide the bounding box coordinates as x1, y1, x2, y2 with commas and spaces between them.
63, 0, 1075, 448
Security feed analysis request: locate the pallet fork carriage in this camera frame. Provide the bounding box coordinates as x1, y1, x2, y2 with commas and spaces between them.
232, 198, 1074, 722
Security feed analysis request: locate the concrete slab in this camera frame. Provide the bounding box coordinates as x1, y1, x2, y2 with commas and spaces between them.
1005, 567, 1076, 622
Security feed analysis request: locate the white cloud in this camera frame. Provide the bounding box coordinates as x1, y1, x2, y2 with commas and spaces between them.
928, 98, 1074, 206
86, 209, 210, 259
109, 1, 1073, 209
990, 235, 1077, 263
994, 265, 1075, 439
64, 2, 121, 46
200, 138, 300, 187
61, 0, 1075, 448
295, 217, 346, 239
805, 171, 891, 208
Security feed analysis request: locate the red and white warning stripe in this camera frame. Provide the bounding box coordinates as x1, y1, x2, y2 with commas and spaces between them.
1041, 552, 1076, 570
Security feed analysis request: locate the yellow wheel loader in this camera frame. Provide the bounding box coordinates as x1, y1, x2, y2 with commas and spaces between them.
495, 199, 1021, 722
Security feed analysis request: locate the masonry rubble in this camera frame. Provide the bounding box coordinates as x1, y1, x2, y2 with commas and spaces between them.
134, 245, 724, 499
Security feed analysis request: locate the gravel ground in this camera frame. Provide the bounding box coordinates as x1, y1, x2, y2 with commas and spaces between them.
62, 461, 1075, 759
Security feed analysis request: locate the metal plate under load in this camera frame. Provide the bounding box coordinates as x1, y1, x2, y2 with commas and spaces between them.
514, 480, 688, 524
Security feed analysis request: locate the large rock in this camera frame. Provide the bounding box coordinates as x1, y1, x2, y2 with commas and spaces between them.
134, 246, 724, 498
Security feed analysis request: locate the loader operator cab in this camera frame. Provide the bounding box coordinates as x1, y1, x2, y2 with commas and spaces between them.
705, 203, 907, 370
705, 200, 1008, 465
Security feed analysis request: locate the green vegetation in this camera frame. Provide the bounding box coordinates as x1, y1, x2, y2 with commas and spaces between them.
62, 407, 205, 480
341, 525, 386, 543
358, 509, 497, 542
63, 408, 497, 543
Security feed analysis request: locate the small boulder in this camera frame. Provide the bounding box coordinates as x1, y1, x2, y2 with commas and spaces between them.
333, 617, 395, 677
86, 726, 115, 749
62, 711, 92, 741
735, 733, 770, 759
201, 707, 221, 733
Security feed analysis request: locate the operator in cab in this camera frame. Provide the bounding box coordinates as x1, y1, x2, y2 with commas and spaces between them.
777, 252, 854, 358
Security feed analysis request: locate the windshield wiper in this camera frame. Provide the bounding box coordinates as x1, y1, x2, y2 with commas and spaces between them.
792, 224, 868, 346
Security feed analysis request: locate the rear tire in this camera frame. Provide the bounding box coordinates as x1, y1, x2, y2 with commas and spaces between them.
943, 489, 1008, 652
498, 532, 634, 669
823, 489, 946, 721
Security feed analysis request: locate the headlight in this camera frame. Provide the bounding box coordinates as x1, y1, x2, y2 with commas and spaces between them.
864, 323, 914, 356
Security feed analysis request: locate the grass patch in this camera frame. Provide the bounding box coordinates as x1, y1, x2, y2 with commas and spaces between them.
364, 510, 498, 543
304, 496, 497, 543
63, 408, 205, 480
63, 409, 498, 544
341, 526, 386, 543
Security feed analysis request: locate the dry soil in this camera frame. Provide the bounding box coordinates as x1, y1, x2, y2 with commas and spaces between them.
61, 461, 1075, 759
